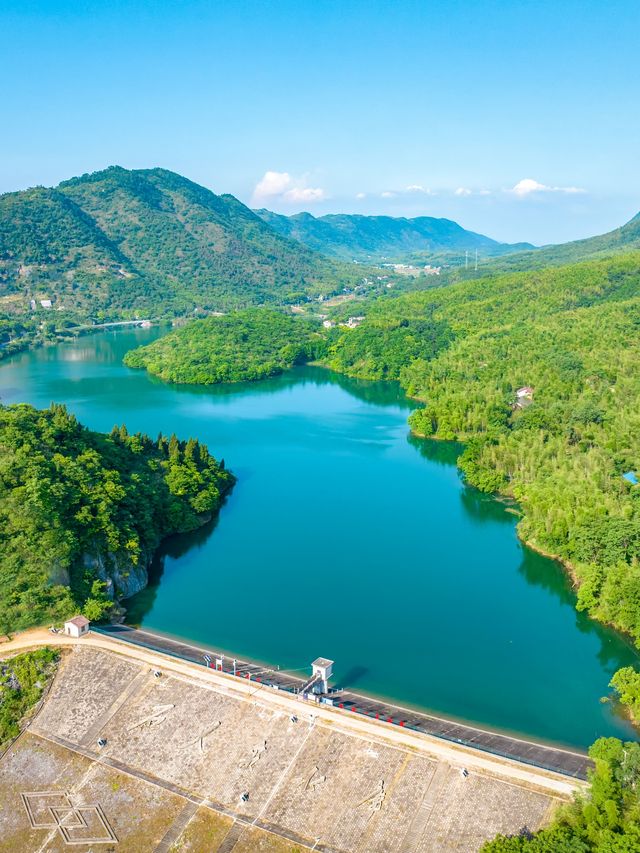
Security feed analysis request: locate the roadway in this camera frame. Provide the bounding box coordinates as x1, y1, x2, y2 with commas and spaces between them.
96, 624, 592, 780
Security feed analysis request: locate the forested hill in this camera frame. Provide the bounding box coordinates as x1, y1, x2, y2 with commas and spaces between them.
475, 208, 640, 274
0, 167, 361, 320
0, 403, 234, 632
124, 308, 325, 384
254, 209, 533, 261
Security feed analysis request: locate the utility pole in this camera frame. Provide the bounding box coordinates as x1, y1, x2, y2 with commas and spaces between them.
465, 250, 468, 269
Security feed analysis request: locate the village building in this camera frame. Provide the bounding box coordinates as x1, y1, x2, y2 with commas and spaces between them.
63, 615, 90, 638
514, 386, 534, 409
344, 316, 364, 329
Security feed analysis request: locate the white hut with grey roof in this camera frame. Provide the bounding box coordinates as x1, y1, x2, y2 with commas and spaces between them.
63, 616, 90, 638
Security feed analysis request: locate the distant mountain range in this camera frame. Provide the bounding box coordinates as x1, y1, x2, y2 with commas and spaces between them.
254, 209, 534, 261
0, 167, 357, 319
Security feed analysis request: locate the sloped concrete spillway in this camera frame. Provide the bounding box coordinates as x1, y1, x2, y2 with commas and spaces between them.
0, 640, 574, 852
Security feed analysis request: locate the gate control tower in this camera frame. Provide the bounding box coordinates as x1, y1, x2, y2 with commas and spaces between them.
310, 658, 334, 694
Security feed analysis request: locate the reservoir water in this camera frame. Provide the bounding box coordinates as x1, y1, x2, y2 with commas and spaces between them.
2, 328, 638, 749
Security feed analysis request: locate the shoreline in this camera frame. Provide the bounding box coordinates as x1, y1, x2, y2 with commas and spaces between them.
409, 426, 640, 672
3, 331, 638, 750
88, 624, 593, 780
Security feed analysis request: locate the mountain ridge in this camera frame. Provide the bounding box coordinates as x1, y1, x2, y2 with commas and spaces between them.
254, 208, 535, 260
475, 208, 640, 273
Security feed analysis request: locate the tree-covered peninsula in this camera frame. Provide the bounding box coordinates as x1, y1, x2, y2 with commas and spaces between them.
0, 403, 234, 633
124, 308, 326, 384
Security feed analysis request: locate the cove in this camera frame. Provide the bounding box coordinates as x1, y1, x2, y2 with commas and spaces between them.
1, 328, 638, 750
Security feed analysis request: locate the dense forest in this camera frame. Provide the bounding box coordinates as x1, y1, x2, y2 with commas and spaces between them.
325, 312, 453, 379
124, 308, 326, 384
482, 737, 640, 851
0, 403, 234, 632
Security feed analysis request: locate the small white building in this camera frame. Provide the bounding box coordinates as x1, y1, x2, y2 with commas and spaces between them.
39, 299, 53, 309
514, 386, 534, 410
516, 386, 534, 399
322, 320, 335, 329
345, 316, 365, 329
63, 615, 90, 638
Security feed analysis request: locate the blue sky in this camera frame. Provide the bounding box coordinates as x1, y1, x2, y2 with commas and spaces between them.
1, 0, 638, 244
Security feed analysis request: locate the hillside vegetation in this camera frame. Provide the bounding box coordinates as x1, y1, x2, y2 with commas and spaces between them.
472, 210, 640, 275
483, 737, 640, 851
256, 209, 532, 261
0, 167, 363, 323
0, 403, 234, 632
0, 648, 59, 748
124, 308, 325, 384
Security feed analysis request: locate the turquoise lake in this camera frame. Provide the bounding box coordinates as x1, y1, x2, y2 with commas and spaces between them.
2, 327, 638, 750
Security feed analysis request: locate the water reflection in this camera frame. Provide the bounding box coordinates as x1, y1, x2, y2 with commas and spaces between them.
126, 509, 224, 625
517, 548, 638, 670
459, 486, 517, 526
160, 363, 414, 410
407, 433, 463, 467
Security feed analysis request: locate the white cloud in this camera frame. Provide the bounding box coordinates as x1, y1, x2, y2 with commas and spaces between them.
454, 186, 492, 197
380, 191, 397, 198
283, 186, 325, 202
405, 184, 435, 195
253, 170, 292, 199
355, 192, 366, 199
252, 170, 326, 205
510, 178, 585, 197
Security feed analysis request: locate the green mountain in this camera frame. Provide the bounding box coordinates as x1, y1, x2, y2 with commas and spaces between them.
254, 209, 534, 261
475, 209, 640, 274
0, 167, 360, 321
